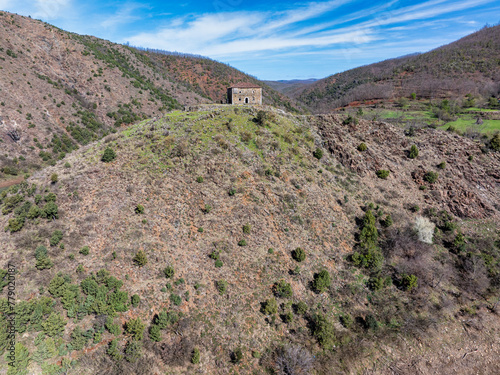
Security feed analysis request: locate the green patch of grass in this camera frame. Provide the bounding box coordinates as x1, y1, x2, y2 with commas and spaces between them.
438, 118, 500, 134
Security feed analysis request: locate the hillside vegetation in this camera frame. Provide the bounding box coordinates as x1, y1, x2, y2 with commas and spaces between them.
292, 25, 500, 113
0, 11, 299, 180
1, 106, 499, 374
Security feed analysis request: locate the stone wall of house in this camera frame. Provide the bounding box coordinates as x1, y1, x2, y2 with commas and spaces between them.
228, 88, 262, 105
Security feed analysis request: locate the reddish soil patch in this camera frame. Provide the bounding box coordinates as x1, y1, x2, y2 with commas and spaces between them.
0, 176, 24, 189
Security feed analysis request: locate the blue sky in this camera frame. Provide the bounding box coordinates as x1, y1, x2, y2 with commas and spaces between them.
1, 0, 498, 80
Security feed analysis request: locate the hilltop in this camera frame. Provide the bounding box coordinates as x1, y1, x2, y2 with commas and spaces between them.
0, 11, 299, 180
289, 25, 500, 113
1, 106, 499, 374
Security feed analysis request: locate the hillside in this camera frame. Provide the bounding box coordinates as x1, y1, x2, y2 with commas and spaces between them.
0, 11, 299, 180
292, 25, 500, 113
1, 106, 499, 374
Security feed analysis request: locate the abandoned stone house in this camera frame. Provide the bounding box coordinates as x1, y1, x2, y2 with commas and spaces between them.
227, 83, 262, 105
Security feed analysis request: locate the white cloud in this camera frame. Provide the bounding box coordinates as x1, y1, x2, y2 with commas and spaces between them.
32, 0, 71, 20
101, 2, 150, 29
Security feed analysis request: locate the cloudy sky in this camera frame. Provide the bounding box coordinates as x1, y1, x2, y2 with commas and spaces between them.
1, 0, 498, 79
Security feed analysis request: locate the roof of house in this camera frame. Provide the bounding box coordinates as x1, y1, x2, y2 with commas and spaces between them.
228, 83, 261, 89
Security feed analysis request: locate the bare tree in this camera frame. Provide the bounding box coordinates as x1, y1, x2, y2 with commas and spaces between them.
275, 345, 314, 375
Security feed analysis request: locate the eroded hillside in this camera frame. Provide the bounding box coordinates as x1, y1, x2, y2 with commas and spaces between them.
0, 107, 499, 374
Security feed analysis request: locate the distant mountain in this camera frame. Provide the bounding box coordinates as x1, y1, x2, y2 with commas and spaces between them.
264, 78, 317, 96
0, 11, 300, 177
292, 25, 500, 113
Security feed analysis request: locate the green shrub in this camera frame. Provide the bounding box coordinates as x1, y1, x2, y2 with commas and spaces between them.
70, 327, 89, 350
49, 230, 63, 246
339, 313, 354, 328
376, 169, 390, 179
292, 247, 306, 262
312, 270, 331, 293
232, 348, 243, 363
35, 246, 48, 260
343, 115, 358, 125
105, 317, 121, 336
7, 218, 24, 232
437, 161, 446, 169
131, 294, 140, 307
163, 266, 174, 278
209, 250, 220, 260
215, 259, 223, 268
170, 293, 182, 306
273, 280, 292, 298
124, 340, 141, 363
228, 188, 236, 196
202, 204, 212, 213
365, 314, 379, 330
133, 250, 147, 266
424, 171, 439, 183
44, 192, 57, 202
380, 214, 393, 228
41, 313, 66, 337
238, 239, 247, 246
50, 173, 58, 183
196, 176, 204, 183
408, 144, 419, 159
42, 201, 58, 220
400, 274, 418, 291
107, 339, 122, 361
217, 279, 228, 295
36, 257, 54, 270
295, 301, 308, 315
242, 224, 251, 234
262, 298, 278, 315
313, 313, 336, 349
313, 148, 323, 160
79, 246, 89, 255
490, 133, 500, 151
101, 147, 116, 162
367, 276, 390, 291
268, 248, 274, 254
357, 143, 367, 151
27, 205, 41, 219
134, 204, 144, 214
191, 348, 200, 364
125, 318, 145, 340
149, 324, 161, 342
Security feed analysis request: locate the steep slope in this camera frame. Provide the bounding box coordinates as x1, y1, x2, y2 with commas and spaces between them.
1, 106, 499, 374
294, 25, 500, 113
0, 11, 299, 179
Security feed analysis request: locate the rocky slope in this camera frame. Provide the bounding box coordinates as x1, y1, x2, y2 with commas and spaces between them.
0, 106, 499, 374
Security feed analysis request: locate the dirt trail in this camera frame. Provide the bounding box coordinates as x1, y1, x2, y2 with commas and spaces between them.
0, 176, 24, 189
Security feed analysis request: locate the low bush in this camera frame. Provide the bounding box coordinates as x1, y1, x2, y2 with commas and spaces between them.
262, 298, 278, 315
313, 148, 323, 160
79, 246, 90, 255
408, 145, 419, 159
292, 247, 306, 262
312, 270, 331, 293
101, 147, 116, 162
163, 266, 174, 278
49, 230, 63, 246
217, 279, 228, 295
376, 169, 390, 179
424, 171, 438, 183
273, 280, 292, 298
357, 143, 367, 151
133, 250, 147, 266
